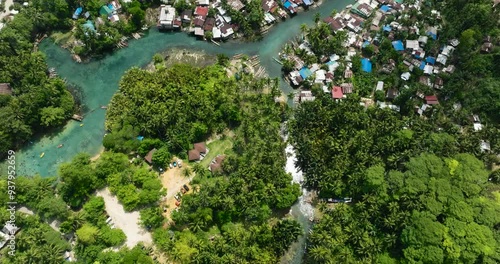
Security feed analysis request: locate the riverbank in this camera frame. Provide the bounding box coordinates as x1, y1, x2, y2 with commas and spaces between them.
10, 0, 355, 176
144, 48, 217, 71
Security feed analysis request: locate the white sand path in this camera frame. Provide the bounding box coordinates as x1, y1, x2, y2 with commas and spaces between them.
96, 188, 152, 248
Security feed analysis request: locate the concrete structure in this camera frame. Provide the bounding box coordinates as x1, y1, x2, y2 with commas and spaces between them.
158, 5, 176, 29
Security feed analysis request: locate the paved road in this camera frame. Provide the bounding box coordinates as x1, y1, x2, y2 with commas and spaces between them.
0, 0, 14, 21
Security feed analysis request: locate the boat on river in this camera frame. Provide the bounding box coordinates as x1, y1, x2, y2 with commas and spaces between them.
40, 152, 45, 158
57, 144, 63, 148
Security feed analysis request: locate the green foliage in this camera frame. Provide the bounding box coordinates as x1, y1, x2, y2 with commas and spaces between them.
140, 207, 164, 230
216, 54, 230, 67
0, 10, 75, 156
82, 196, 106, 225
40, 106, 67, 127
1, 215, 70, 264
151, 146, 171, 168
58, 153, 97, 208
106, 64, 242, 154
108, 167, 165, 211
102, 123, 140, 153
76, 223, 100, 245
305, 152, 500, 263
100, 226, 127, 247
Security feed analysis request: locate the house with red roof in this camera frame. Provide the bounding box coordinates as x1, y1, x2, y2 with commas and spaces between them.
425, 95, 439, 105
331, 86, 343, 99
194, 6, 209, 16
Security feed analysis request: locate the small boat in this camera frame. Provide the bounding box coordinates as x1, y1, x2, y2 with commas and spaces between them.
100, 105, 107, 109
40, 152, 45, 158
346, 4, 352, 8
57, 144, 63, 148
80, 124, 84, 127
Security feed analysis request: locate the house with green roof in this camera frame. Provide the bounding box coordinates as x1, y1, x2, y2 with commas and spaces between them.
99, 5, 112, 16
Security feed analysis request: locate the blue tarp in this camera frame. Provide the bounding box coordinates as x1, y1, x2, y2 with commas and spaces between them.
284, 1, 291, 8
303, 0, 312, 5
362, 41, 370, 48
72, 7, 83, 19
383, 25, 391, 32
380, 5, 390, 12
75, 7, 83, 16
137, 136, 144, 141
299, 67, 313, 79
392, 40, 404, 51
427, 32, 437, 40
420, 61, 426, 70
108, 3, 115, 10
426, 57, 436, 65
361, 58, 372, 73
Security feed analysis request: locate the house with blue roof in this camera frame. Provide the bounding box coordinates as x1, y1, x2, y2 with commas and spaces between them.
392, 40, 404, 51
361, 58, 372, 73
419, 61, 426, 70
380, 5, 391, 13
299, 67, 313, 79
426, 57, 436, 65
383, 25, 391, 32
72, 7, 83, 20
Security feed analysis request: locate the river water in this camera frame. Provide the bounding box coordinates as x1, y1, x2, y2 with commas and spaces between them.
7, 0, 353, 262
12, 0, 353, 177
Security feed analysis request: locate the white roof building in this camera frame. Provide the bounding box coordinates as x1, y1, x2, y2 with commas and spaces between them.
197, 0, 210, 5
449, 39, 460, 47
424, 65, 433, 75
212, 27, 221, 39
158, 5, 176, 29
315, 70, 326, 83
376, 81, 384, 91
436, 54, 447, 65
406, 40, 419, 50
418, 35, 428, 45
442, 45, 454, 56
401, 72, 411, 81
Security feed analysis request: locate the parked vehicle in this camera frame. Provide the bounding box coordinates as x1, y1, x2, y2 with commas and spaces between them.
174, 195, 180, 201
183, 184, 190, 191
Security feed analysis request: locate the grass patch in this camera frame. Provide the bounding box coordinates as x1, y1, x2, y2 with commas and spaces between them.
51, 31, 74, 45
199, 138, 234, 168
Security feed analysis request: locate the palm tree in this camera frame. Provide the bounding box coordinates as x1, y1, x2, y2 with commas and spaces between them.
192, 163, 204, 174
182, 167, 193, 178
300, 23, 308, 35
43, 243, 65, 263
331, 9, 338, 17
314, 12, 321, 24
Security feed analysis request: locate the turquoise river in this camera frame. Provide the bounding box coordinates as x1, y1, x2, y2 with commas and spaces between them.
15, 0, 353, 176
6, 0, 353, 262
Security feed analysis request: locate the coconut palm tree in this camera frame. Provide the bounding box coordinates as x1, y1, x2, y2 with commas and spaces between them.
182, 167, 193, 178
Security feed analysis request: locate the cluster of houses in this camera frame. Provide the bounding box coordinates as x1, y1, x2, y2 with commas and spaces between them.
157, 0, 315, 40
288, 0, 494, 118
72, 1, 123, 33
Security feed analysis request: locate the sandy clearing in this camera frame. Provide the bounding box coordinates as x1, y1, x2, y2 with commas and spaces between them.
96, 188, 152, 248
160, 165, 194, 222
